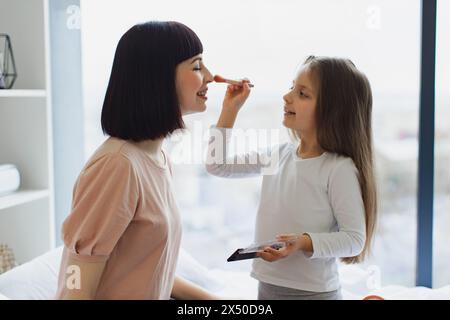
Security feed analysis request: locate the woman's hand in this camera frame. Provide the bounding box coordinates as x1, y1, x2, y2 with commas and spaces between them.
217, 79, 252, 128
258, 234, 312, 262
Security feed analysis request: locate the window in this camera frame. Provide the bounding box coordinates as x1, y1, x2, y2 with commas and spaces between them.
433, 0, 450, 288
81, 0, 422, 286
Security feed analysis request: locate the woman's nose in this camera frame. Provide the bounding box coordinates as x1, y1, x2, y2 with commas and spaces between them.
283, 93, 291, 104
204, 68, 214, 83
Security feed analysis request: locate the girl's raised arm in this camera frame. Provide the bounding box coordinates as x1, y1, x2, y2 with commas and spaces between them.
205, 81, 278, 178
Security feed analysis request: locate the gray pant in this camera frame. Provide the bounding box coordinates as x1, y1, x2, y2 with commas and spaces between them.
258, 281, 343, 300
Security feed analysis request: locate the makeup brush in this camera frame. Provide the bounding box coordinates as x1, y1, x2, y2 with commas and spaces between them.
214, 75, 254, 88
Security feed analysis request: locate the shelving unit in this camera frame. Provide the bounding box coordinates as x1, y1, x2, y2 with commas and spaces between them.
0, 0, 55, 264
0, 90, 47, 98
0, 190, 50, 211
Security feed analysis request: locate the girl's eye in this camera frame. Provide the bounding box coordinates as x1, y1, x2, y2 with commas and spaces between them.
193, 67, 202, 71
300, 90, 308, 98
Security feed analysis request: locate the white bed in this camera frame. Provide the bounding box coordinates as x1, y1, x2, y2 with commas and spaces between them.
0, 246, 449, 300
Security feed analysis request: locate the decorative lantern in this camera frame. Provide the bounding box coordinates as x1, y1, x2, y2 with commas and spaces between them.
0, 244, 18, 274
0, 34, 17, 89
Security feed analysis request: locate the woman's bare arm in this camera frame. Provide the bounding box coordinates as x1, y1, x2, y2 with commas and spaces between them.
57, 257, 107, 300
171, 276, 220, 300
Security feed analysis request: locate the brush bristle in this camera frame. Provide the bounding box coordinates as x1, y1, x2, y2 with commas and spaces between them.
214, 75, 226, 82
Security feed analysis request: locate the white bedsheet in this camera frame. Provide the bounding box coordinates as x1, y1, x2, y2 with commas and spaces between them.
0, 246, 449, 300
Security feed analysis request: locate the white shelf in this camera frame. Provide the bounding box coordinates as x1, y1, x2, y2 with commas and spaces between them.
0, 189, 49, 210
0, 90, 47, 98
0, 0, 55, 264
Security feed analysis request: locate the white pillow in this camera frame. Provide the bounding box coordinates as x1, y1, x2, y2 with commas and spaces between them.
338, 264, 372, 299
176, 249, 223, 292
0, 292, 10, 300
0, 246, 62, 299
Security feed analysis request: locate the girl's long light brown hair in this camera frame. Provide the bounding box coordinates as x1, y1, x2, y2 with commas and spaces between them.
293, 56, 378, 264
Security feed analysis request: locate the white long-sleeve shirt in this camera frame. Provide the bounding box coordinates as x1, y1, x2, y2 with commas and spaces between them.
206, 126, 366, 292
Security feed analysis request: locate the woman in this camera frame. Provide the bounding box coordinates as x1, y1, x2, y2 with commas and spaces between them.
55, 21, 217, 299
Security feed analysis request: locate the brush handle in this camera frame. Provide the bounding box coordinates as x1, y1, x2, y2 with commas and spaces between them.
214, 75, 254, 87
225, 79, 254, 88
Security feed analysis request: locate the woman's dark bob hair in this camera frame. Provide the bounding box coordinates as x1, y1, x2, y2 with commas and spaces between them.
101, 21, 203, 142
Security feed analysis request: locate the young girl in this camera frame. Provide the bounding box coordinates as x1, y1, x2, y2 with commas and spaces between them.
206, 56, 377, 300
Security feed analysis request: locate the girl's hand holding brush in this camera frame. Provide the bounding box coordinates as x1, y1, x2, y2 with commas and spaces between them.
214, 74, 253, 128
